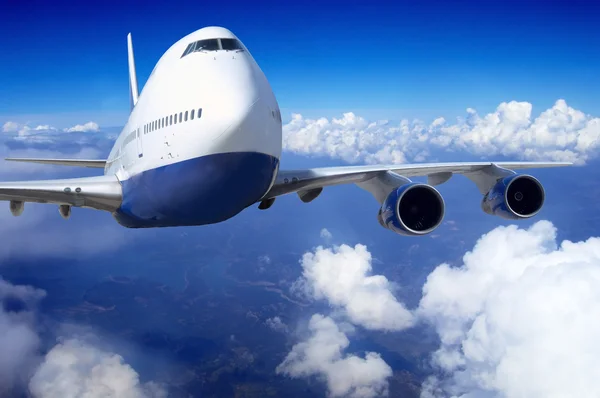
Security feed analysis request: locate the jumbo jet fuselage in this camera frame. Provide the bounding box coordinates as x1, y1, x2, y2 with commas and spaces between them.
106, 27, 282, 228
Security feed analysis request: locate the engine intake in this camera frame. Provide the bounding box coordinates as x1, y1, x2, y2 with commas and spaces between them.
378, 183, 445, 236
482, 174, 545, 219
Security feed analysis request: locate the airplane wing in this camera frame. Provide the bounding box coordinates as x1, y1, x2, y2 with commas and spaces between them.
262, 161, 572, 204
5, 158, 107, 168
0, 175, 122, 215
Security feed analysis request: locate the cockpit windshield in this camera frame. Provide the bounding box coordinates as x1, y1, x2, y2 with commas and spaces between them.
220, 38, 243, 51
181, 38, 244, 58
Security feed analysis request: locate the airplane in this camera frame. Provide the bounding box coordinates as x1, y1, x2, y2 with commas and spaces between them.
1, 27, 571, 236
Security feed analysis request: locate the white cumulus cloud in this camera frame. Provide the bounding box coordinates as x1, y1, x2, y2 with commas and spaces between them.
418, 220, 600, 398
2, 121, 57, 137
320, 228, 333, 239
293, 244, 414, 331
2, 121, 20, 133
283, 99, 600, 165
64, 121, 100, 133
265, 316, 288, 333
29, 338, 166, 398
276, 314, 392, 398
258, 255, 271, 265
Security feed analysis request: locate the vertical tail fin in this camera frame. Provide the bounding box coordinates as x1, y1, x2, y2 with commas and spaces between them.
127, 33, 139, 111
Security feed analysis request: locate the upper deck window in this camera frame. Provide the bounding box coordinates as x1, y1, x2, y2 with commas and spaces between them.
181, 38, 244, 58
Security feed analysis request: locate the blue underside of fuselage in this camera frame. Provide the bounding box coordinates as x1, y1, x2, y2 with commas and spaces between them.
113, 152, 279, 228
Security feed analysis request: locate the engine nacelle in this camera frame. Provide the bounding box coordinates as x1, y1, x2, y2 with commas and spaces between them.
59, 204, 72, 220
481, 174, 545, 220
377, 183, 445, 236
10, 201, 24, 217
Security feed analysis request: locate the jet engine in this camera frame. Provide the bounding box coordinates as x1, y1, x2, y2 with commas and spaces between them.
377, 183, 445, 236
481, 174, 545, 219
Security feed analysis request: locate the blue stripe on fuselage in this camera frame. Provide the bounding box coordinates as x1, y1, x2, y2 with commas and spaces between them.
113, 152, 279, 228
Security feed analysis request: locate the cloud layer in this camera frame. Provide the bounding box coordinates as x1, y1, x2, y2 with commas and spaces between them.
276, 314, 392, 398
2, 121, 100, 135
4, 98, 598, 171
283, 99, 600, 165
418, 221, 600, 398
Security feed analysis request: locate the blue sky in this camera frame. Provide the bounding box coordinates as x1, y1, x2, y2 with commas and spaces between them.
1, 0, 599, 127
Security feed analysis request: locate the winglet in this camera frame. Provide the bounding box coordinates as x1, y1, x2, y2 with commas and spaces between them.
127, 32, 139, 111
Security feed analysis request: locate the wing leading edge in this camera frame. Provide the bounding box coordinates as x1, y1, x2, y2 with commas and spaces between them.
263, 161, 572, 204
0, 175, 122, 214
5, 158, 107, 168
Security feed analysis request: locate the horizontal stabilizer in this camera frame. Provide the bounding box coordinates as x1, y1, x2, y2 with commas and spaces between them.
5, 158, 106, 169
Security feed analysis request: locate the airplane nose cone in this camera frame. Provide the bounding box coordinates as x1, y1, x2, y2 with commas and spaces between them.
209, 61, 279, 156
207, 54, 259, 128
181, 43, 281, 159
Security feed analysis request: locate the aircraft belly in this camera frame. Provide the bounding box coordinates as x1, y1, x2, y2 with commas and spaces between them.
113, 151, 278, 228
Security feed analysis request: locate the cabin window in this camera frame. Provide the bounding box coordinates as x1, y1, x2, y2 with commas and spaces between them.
179, 112, 182, 123
174, 113, 178, 124
185, 111, 188, 121
198, 108, 202, 118
170, 115, 173, 125
162, 118, 165, 128
191, 109, 195, 120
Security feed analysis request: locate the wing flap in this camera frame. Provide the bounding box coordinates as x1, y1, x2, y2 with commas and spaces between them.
5, 158, 107, 168
264, 161, 572, 201
0, 175, 122, 212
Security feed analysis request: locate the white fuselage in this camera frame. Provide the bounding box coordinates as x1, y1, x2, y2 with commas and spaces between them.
106, 27, 283, 228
